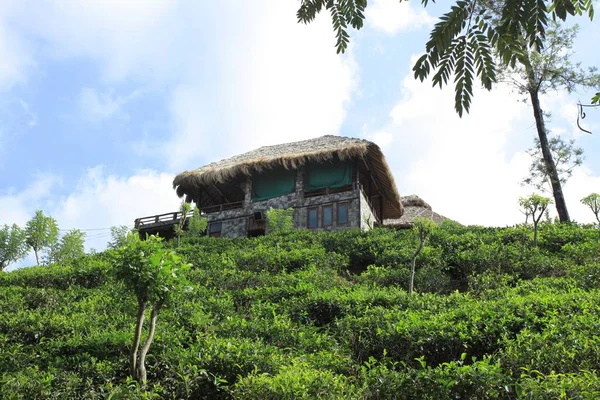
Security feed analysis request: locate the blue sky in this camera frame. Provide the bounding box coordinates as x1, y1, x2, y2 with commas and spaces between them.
0, 0, 599, 267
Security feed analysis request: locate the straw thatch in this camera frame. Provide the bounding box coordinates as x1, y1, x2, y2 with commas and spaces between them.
383, 195, 447, 229
173, 135, 403, 218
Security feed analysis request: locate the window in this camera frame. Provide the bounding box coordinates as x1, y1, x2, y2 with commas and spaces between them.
323, 205, 333, 227
308, 208, 318, 229
209, 222, 222, 237
252, 168, 296, 202
337, 203, 349, 225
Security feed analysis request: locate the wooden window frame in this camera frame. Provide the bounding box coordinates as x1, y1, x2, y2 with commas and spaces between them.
307, 207, 319, 229
337, 202, 349, 226
322, 205, 333, 227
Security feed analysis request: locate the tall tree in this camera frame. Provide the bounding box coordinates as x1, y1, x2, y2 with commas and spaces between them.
499, 23, 598, 222
0, 224, 29, 272
297, 0, 595, 115
25, 210, 59, 266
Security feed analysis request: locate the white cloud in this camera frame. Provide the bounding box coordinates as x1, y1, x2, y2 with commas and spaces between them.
3, 167, 180, 270
53, 167, 181, 251
366, 0, 435, 35
0, 173, 62, 227
365, 59, 600, 226
0, 98, 37, 156
364, 130, 394, 152
3, 1, 356, 170
160, 1, 357, 170
4, 0, 177, 82
564, 167, 600, 223
0, 20, 33, 90
79, 88, 141, 121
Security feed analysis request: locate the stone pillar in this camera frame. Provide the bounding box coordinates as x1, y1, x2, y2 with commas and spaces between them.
244, 176, 252, 211
295, 168, 304, 200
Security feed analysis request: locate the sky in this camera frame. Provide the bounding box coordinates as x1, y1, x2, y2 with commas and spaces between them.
1, 0, 599, 269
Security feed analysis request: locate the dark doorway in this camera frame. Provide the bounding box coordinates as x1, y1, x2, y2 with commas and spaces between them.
248, 229, 265, 237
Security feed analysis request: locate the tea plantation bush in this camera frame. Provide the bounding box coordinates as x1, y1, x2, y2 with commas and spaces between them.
1, 223, 599, 398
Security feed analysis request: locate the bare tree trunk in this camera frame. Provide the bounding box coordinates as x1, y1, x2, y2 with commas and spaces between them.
0, 261, 6, 272
409, 240, 425, 295
528, 86, 570, 223
136, 301, 162, 384
34, 249, 40, 266
130, 300, 147, 379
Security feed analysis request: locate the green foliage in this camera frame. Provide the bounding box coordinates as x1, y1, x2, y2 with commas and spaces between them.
107, 225, 131, 250
523, 135, 584, 193
186, 207, 207, 237
2, 225, 600, 397
115, 233, 191, 384
0, 224, 28, 271
46, 229, 86, 266
409, 217, 438, 295
116, 234, 190, 308
25, 210, 59, 266
265, 207, 294, 235
581, 193, 600, 223
174, 201, 192, 247
519, 193, 552, 246
297, 0, 595, 115
236, 361, 358, 399
501, 22, 597, 223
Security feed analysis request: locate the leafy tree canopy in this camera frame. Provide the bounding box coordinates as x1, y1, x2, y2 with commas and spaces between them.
297, 0, 595, 115
46, 229, 86, 266
581, 193, 600, 224
25, 210, 59, 266
523, 135, 584, 193
0, 224, 28, 272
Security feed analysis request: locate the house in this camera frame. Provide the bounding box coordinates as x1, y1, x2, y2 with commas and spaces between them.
135, 135, 403, 238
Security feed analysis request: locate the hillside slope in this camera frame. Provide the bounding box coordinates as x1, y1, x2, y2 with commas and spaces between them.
1, 225, 600, 399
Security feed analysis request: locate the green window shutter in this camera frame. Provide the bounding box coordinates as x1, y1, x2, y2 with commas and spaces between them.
305, 162, 351, 190
252, 168, 296, 202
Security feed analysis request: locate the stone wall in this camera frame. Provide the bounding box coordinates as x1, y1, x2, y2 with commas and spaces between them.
359, 189, 376, 231
205, 169, 376, 238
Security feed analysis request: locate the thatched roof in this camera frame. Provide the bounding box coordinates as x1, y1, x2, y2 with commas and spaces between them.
173, 135, 403, 218
383, 195, 446, 229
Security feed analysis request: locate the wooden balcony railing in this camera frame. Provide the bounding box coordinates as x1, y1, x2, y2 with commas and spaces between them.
134, 211, 188, 230
134, 201, 244, 230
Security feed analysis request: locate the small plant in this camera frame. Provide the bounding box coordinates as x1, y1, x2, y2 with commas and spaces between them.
409, 218, 437, 295
115, 233, 191, 384
0, 224, 28, 272
581, 193, 600, 224
174, 201, 192, 247
265, 208, 294, 235
519, 194, 552, 247
186, 207, 207, 237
